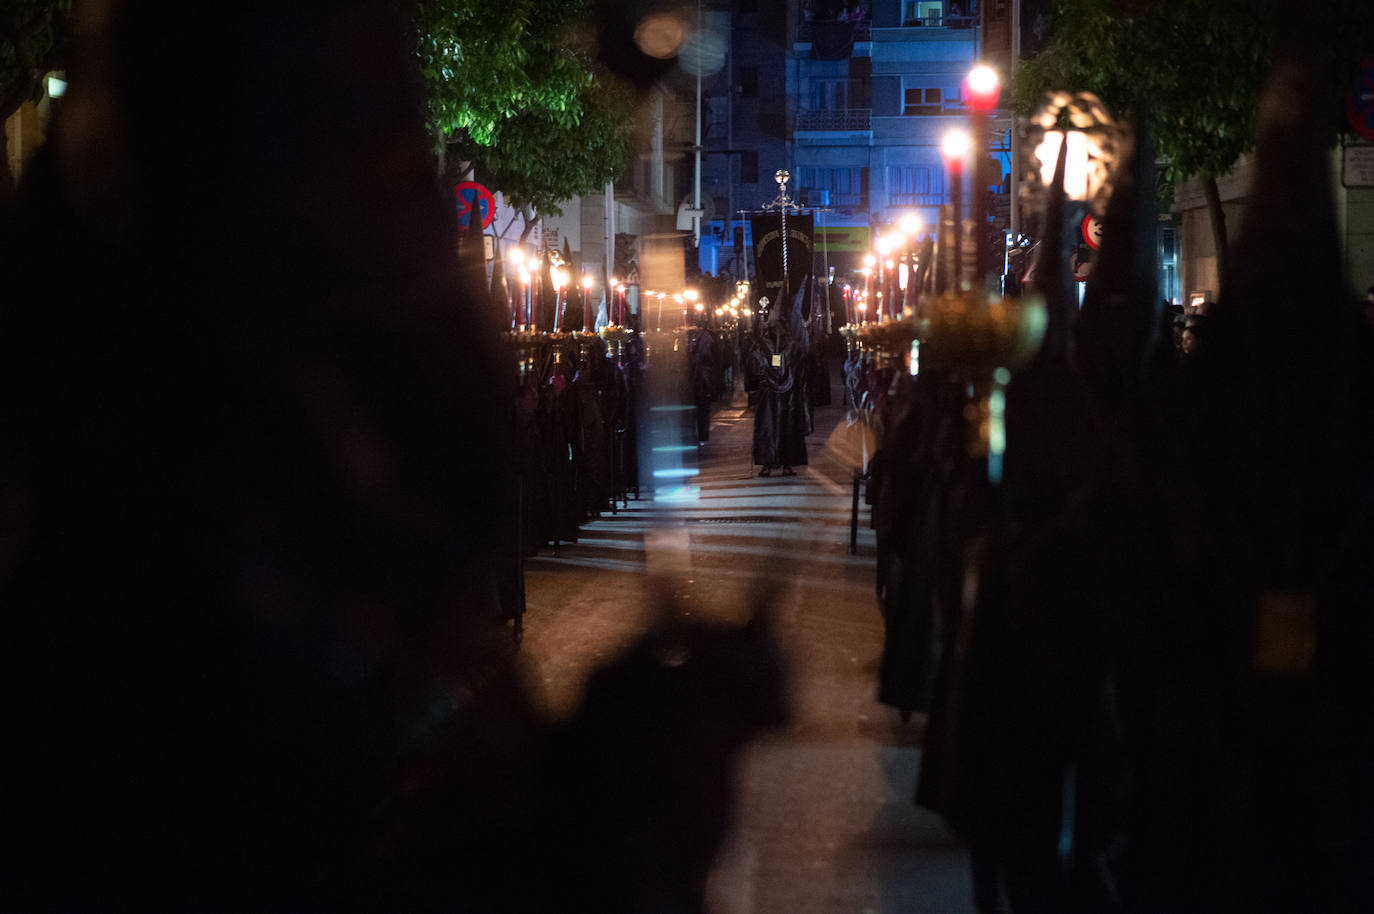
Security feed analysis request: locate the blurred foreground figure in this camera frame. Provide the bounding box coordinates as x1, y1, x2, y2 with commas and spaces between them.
0, 2, 785, 910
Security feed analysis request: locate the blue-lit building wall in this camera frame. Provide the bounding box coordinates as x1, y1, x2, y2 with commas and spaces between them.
698, 0, 791, 280
699, 1, 1008, 282
791, 1, 994, 280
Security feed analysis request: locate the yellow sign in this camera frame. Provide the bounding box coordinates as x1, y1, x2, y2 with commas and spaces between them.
812, 226, 871, 253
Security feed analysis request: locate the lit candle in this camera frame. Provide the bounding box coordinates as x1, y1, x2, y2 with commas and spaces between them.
862, 255, 876, 322
551, 266, 568, 332
885, 259, 897, 319
516, 264, 531, 330
582, 274, 594, 331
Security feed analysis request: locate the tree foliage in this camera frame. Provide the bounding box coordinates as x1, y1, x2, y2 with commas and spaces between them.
415, 0, 637, 218
1011, 0, 1374, 193
1, 0, 74, 193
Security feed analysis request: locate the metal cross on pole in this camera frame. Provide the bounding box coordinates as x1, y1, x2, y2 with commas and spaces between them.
775, 170, 791, 303
737, 168, 832, 321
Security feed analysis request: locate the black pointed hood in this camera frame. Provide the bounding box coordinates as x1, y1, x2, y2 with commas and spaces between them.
1222, 42, 1349, 332
1204, 40, 1364, 591
489, 235, 509, 324
1074, 106, 1162, 410
1028, 135, 1077, 367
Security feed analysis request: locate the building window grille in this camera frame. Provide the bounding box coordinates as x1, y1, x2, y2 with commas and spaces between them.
886, 165, 941, 205
797, 166, 866, 206
903, 1, 943, 26
808, 79, 849, 111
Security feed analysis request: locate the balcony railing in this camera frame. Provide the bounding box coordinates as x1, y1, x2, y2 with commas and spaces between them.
898, 14, 977, 28
797, 20, 871, 42
800, 189, 866, 207
887, 192, 948, 207
796, 108, 872, 131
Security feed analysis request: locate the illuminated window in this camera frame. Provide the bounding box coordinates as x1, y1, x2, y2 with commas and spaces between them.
903, 1, 943, 26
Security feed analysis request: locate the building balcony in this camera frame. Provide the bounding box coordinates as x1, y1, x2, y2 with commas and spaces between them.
800, 188, 866, 207
899, 14, 976, 28
796, 108, 872, 131
886, 192, 947, 207
797, 19, 871, 42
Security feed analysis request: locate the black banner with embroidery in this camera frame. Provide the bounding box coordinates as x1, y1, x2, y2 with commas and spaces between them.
749, 212, 813, 312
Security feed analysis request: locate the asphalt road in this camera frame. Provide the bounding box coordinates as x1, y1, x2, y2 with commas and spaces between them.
519, 380, 974, 914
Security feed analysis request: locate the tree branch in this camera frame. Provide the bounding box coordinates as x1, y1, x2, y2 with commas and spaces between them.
1202, 176, 1229, 295
1, 7, 60, 123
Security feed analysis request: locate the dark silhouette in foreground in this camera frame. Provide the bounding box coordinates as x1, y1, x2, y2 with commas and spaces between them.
0, 2, 787, 909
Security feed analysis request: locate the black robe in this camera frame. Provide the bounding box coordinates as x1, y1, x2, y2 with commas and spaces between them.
748, 322, 808, 468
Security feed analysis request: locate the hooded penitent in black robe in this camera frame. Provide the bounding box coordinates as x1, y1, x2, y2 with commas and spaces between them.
691, 328, 716, 444
748, 286, 811, 469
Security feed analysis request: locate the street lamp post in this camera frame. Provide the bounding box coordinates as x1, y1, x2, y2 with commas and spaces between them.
941, 128, 970, 289
875, 234, 893, 320
965, 64, 1001, 287
897, 211, 924, 315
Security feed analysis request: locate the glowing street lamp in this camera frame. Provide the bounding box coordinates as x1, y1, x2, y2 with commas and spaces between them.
941, 128, 971, 164
1021, 91, 1121, 217
964, 64, 1000, 114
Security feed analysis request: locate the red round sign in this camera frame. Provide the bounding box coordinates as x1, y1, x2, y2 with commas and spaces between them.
1081, 214, 1103, 251
453, 181, 496, 231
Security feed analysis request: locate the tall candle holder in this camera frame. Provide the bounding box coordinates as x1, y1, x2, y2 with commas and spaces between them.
598, 323, 633, 363
507, 328, 545, 383
924, 290, 1046, 480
